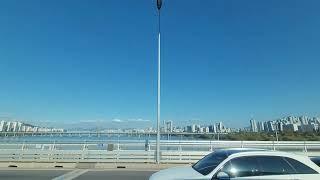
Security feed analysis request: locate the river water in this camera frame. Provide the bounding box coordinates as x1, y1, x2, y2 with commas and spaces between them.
0, 134, 204, 143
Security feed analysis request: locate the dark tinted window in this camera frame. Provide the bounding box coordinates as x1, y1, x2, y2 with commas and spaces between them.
221, 156, 260, 178
256, 156, 295, 175
192, 151, 228, 175
311, 157, 320, 167
285, 157, 318, 174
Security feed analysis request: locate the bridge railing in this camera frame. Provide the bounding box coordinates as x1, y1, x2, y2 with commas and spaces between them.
0, 149, 209, 163
3, 140, 320, 151
1, 141, 320, 163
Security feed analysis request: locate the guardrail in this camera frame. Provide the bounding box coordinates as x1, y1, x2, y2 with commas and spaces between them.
1, 141, 320, 163
0, 150, 209, 164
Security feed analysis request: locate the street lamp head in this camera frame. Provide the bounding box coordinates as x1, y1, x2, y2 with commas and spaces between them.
157, 0, 162, 10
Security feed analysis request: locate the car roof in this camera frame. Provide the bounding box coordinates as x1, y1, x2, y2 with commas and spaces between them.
221, 148, 313, 162
215, 148, 306, 159
214, 148, 267, 156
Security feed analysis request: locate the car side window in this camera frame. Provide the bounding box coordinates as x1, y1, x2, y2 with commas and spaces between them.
219, 156, 260, 178
256, 156, 296, 176
285, 157, 318, 174
311, 157, 320, 167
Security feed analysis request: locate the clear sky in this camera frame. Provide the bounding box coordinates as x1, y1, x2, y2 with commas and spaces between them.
0, 0, 320, 129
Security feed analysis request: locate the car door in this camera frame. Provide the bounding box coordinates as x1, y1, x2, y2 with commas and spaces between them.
256, 156, 295, 180
284, 157, 320, 180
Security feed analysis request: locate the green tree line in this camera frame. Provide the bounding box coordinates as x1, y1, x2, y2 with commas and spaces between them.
192, 132, 320, 141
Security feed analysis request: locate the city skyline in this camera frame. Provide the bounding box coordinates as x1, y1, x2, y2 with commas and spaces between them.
1, 114, 319, 132
1, 0, 320, 127
0, 120, 64, 133
249, 115, 320, 133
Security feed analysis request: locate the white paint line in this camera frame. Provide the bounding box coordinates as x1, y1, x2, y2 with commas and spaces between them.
52, 169, 88, 180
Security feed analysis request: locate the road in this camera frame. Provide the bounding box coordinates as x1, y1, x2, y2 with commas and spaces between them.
0, 169, 156, 180
75, 170, 155, 180
0, 170, 69, 180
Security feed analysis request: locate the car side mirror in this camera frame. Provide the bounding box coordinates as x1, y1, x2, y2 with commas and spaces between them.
216, 171, 230, 180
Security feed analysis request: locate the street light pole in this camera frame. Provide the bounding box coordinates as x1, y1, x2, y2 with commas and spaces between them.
275, 124, 279, 142
156, 0, 162, 164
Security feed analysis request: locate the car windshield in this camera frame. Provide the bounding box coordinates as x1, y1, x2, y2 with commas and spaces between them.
192, 151, 228, 175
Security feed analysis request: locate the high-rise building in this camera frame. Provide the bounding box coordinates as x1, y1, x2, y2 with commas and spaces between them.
213, 124, 217, 133
310, 123, 318, 131
283, 124, 298, 132
6, 122, 12, 132
26, 126, 33, 132
195, 125, 201, 132
217, 122, 223, 132
298, 124, 314, 132
12, 122, 18, 132
257, 121, 264, 132
191, 125, 196, 133
287, 116, 294, 124
199, 127, 204, 133
277, 122, 284, 132
33, 127, 38, 132
17, 122, 22, 132
250, 119, 258, 132
186, 126, 192, 133
299, 116, 308, 125
21, 125, 26, 132
209, 124, 217, 133
0, 121, 6, 132
165, 120, 173, 133
263, 122, 269, 132
314, 117, 320, 124
266, 121, 275, 132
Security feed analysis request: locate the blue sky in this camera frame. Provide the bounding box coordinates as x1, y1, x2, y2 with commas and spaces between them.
0, 0, 320, 128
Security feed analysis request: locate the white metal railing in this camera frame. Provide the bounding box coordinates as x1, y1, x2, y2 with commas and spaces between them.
0, 149, 209, 163
2, 140, 320, 151
1, 141, 320, 163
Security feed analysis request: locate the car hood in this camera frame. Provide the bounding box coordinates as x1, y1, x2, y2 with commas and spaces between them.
149, 166, 206, 180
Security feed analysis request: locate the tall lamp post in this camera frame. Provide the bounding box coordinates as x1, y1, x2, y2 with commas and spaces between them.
156, 0, 162, 164
275, 123, 279, 142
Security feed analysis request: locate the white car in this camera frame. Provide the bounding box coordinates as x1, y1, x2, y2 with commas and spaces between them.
149, 148, 320, 180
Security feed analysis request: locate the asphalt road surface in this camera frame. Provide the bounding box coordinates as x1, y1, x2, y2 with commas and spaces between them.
0, 170, 70, 180
75, 170, 155, 180
0, 169, 156, 180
